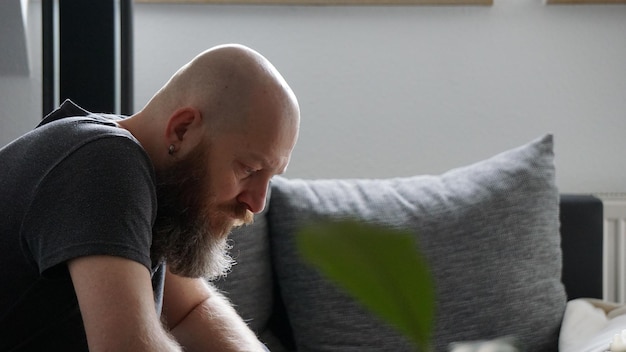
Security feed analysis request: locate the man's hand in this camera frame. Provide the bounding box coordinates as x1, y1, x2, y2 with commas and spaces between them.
68, 255, 182, 352
163, 269, 266, 352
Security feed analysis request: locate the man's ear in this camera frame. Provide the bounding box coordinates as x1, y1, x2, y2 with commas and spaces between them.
164, 107, 204, 153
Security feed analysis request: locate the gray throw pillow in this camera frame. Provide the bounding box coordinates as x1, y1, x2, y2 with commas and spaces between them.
268, 134, 566, 352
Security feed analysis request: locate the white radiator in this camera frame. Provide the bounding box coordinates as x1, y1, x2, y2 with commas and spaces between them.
597, 194, 626, 303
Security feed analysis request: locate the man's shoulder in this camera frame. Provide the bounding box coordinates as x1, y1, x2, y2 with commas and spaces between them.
38, 99, 123, 128
31, 101, 143, 164
39, 99, 91, 126
0, 100, 152, 206
36, 100, 133, 147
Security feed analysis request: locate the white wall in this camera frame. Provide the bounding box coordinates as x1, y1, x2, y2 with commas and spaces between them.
133, 1, 626, 194
1, 1, 624, 195
0, 0, 41, 147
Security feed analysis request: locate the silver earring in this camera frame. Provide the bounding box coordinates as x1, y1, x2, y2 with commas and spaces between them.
168, 144, 175, 155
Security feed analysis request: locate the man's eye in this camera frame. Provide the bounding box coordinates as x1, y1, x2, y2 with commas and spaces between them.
240, 165, 258, 177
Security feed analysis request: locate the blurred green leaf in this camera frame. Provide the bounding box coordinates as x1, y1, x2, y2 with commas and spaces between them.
296, 220, 435, 352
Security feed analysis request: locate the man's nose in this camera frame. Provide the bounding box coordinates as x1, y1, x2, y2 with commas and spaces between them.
237, 180, 269, 214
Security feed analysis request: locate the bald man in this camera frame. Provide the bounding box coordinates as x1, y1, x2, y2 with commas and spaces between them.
0, 44, 300, 351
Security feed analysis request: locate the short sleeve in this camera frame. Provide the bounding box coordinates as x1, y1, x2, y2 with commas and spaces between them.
21, 136, 157, 276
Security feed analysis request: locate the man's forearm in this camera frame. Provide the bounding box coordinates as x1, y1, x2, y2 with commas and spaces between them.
131, 321, 184, 352
169, 286, 265, 352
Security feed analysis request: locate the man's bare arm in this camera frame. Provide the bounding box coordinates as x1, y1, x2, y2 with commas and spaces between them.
68, 255, 182, 352
163, 268, 265, 352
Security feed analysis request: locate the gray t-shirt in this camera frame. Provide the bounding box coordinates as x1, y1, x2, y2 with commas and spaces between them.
0, 100, 164, 350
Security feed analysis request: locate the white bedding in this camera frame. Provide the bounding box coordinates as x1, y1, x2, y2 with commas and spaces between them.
560, 298, 626, 352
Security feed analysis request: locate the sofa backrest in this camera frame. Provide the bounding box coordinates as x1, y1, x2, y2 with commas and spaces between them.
214, 135, 604, 352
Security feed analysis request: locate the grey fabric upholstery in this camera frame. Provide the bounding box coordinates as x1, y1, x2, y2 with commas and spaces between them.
267, 134, 566, 352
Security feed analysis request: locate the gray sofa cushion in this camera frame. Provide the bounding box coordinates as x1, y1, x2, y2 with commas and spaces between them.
268, 134, 566, 352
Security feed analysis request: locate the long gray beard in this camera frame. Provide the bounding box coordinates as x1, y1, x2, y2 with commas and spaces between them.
155, 223, 234, 279
151, 163, 236, 278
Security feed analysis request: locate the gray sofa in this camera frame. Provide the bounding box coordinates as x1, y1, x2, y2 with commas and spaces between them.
213, 134, 604, 352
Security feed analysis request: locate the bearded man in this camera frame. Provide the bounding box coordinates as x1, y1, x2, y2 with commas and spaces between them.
0, 44, 300, 351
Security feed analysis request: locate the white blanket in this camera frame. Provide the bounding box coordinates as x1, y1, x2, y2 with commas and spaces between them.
560, 298, 626, 352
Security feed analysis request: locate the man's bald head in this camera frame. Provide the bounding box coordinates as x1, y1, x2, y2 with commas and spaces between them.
144, 44, 299, 135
